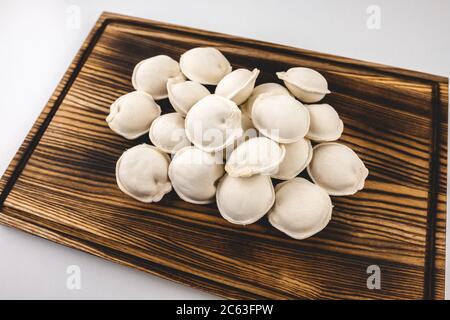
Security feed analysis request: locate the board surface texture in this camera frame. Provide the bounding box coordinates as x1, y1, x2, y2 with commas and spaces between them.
0, 12, 448, 300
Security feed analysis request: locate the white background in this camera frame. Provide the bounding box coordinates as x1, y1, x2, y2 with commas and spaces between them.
0, 0, 449, 299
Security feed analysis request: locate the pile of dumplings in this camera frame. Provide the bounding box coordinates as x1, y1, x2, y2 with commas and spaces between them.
107, 47, 369, 240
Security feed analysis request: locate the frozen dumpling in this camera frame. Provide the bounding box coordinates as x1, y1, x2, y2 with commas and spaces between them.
106, 91, 161, 140
272, 138, 312, 180
307, 142, 369, 196
116, 144, 172, 203
226, 137, 285, 177
169, 146, 224, 204
277, 67, 330, 103
242, 82, 291, 118
306, 104, 343, 142
268, 178, 332, 239
217, 174, 275, 225
149, 113, 191, 154
132, 55, 183, 100
180, 47, 232, 85
252, 93, 310, 143
185, 95, 243, 152
215, 68, 259, 105
167, 78, 210, 117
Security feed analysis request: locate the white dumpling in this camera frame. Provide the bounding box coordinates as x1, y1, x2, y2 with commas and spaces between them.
272, 138, 313, 180
268, 178, 332, 240
276, 67, 330, 103
167, 78, 210, 117
252, 93, 310, 143
116, 144, 172, 203
215, 68, 260, 105
185, 95, 243, 152
180, 47, 232, 85
307, 142, 369, 196
106, 91, 161, 140
306, 104, 343, 142
217, 174, 275, 225
241, 82, 291, 118
149, 113, 191, 154
168, 146, 224, 204
132, 55, 183, 100
226, 137, 285, 177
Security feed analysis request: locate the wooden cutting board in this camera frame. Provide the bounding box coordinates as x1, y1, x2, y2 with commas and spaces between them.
0, 12, 448, 300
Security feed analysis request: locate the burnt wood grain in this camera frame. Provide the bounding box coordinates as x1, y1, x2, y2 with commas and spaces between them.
0, 12, 447, 300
